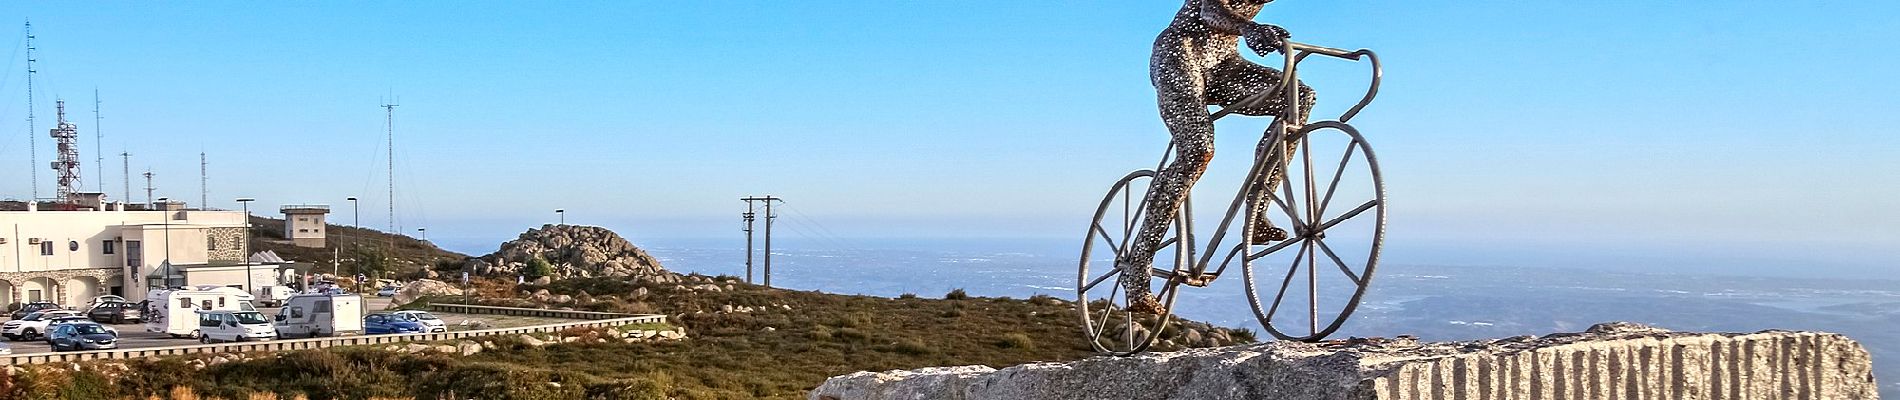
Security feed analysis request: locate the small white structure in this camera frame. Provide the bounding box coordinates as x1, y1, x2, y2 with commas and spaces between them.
273, 293, 364, 338
144, 288, 250, 338
280, 205, 331, 248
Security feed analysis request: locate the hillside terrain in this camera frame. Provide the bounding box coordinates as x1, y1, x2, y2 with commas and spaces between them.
0, 225, 1251, 399
246, 216, 468, 280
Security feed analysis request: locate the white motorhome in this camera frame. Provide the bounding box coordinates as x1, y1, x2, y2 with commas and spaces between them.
195, 310, 277, 343
253, 286, 295, 307
273, 293, 365, 338
144, 288, 251, 338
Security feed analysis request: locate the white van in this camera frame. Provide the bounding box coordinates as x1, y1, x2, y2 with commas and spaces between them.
273, 293, 365, 338
253, 286, 295, 307
144, 288, 251, 338
195, 310, 277, 343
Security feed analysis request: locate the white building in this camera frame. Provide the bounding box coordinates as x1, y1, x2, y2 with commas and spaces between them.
0, 201, 282, 307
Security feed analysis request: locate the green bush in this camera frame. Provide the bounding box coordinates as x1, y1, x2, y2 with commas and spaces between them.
1231, 328, 1258, 343
996, 333, 1035, 350
945, 288, 969, 300
898, 293, 917, 299
527, 257, 554, 278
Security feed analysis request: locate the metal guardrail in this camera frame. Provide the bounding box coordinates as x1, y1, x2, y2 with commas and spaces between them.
2, 309, 666, 366
425, 303, 637, 320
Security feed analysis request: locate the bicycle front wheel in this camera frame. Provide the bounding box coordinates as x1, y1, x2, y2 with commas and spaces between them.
1241, 121, 1385, 342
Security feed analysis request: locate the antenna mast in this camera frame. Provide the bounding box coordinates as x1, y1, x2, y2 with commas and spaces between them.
199, 152, 207, 209
25, 20, 39, 200
142, 169, 155, 209
382, 99, 398, 234
94, 89, 103, 193
50, 100, 80, 203
121, 152, 131, 205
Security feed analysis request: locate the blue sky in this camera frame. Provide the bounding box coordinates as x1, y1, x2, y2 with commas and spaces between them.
0, 2, 1894, 277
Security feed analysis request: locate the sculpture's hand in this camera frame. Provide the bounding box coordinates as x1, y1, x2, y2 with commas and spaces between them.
1244, 24, 1289, 56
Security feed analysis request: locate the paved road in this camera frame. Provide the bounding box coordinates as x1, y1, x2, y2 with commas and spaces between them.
3, 296, 575, 355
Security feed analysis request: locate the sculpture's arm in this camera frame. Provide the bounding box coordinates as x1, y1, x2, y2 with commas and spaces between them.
1200, 0, 1287, 55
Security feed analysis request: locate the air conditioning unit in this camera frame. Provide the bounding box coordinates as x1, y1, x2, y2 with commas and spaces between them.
27, 238, 40, 245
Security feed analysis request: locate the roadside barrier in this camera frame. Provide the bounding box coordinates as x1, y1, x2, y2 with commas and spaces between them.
2, 308, 665, 366
424, 303, 634, 320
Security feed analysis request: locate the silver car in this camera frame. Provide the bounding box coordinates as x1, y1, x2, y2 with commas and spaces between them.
47, 322, 117, 352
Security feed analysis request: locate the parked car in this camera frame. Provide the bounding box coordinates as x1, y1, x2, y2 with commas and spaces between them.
392, 310, 447, 333
363, 313, 426, 335
87, 295, 127, 307
375, 286, 399, 297
10, 301, 62, 320
47, 322, 118, 352
3, 310, 82, 340
48, 316, 117, 337
86, 301, 145, 324
196, 310, 277, 343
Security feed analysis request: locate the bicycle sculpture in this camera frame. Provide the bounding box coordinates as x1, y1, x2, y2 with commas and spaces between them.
1076, 23, 1384, 354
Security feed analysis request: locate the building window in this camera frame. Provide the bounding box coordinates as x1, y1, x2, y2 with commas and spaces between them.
40, 241, 53, 256
126, 241, 142, 267
104, 241, 116, 255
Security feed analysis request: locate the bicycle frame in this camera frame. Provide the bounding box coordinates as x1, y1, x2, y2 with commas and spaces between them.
1143, 41, 1383, 283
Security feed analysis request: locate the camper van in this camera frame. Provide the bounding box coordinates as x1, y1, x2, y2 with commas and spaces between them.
253, 286, 295, 307
273, 293, 365, 338
144, 288, 252, 338
195, 310, 277, 343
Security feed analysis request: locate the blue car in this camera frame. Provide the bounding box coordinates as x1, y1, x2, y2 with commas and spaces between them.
363, 313, 427, 335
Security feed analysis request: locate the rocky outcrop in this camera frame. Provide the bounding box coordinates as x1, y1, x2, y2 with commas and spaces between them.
391, 279, 464, 307
811, 323, 1880, 400
468, 224, 670, 280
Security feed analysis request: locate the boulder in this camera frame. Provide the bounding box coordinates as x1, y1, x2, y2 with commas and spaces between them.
475, 224, 671, 281
391, 279, 464, 307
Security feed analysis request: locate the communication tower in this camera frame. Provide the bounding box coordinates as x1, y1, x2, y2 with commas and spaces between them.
49, 100, 81, 203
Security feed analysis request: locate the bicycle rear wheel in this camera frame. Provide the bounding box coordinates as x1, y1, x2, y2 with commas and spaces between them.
1077, 169, 1191, 355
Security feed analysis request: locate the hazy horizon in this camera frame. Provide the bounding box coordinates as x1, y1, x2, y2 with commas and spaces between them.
1, 2, 1893, 281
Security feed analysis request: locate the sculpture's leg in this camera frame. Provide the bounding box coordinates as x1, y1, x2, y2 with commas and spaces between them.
1206, 57, 1315, 243
1120, 60, 1212, 314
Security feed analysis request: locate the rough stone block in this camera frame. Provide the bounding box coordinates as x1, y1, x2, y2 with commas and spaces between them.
810, 325, 1878, 400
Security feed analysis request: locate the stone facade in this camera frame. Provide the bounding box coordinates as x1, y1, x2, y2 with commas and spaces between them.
0, 267, 120, 308
206, 227, 245, 262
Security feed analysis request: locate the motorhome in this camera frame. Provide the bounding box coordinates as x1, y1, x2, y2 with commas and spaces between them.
195, 310, 277, 343
253, 286, 295, 307
272, 293, 365, 338
144, 288, 251, 338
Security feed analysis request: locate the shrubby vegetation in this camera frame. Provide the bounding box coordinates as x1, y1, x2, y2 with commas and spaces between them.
19, 276, 1247, 399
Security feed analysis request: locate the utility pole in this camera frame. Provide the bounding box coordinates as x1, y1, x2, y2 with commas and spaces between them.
25, 20, 40, 200
741, 202, 756, 284
741, 196, 782, 287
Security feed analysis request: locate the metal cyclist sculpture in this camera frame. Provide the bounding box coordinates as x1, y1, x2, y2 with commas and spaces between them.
1078, 0, 1385, 355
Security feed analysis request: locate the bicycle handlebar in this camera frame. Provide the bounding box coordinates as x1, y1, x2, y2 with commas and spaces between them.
1286, 42, 1362, 60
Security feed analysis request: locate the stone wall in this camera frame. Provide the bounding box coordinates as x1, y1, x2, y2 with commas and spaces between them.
206, 227, 245, 262
810, 323, 1880, 400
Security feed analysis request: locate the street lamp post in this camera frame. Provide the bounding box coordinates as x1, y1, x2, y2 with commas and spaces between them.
417, 227, 427, 241
346, 197, 360, 228
556, 209, 565, 225
236, 197, 255, 292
